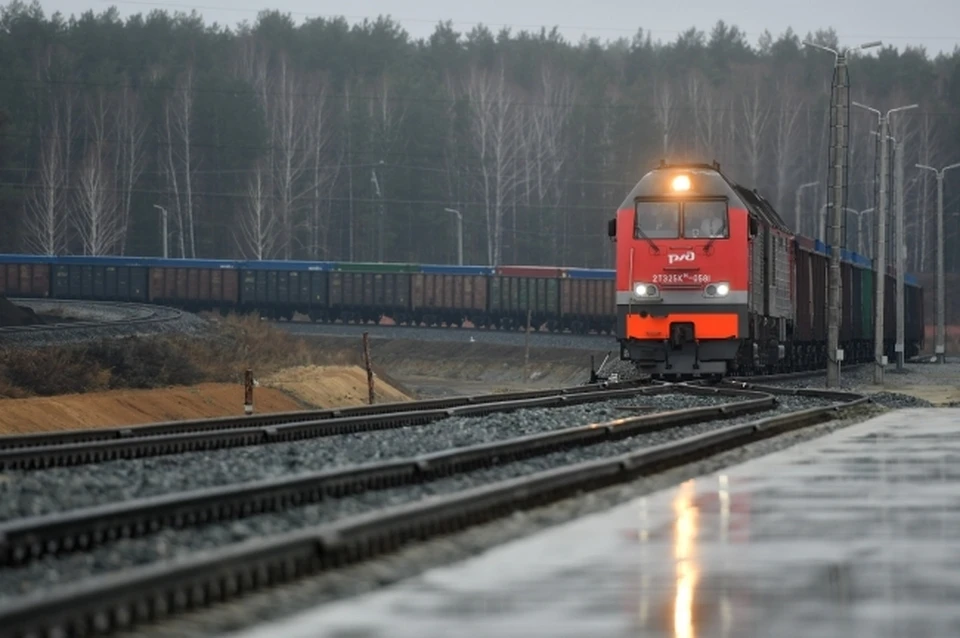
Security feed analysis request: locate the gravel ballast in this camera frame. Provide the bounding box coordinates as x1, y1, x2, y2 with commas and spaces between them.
0, 394, 838, 602
145, 402, 886, 638
0, 392, 737, 521
757, 360, 960, 408
277, 321, 612, 352
0, 300, 211, 347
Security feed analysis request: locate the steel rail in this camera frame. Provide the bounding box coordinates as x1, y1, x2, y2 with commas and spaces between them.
0, 384, 774, 567
0, 380, 651, 451
0, 384, 664, 471
0, 386, 868, 638
728, 363, 869, 383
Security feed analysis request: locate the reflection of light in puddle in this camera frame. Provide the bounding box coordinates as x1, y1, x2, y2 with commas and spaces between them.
638, 497, 650, 625
719, 474, 731, 638
719, 474, 730, 544
673, 479, 700, 638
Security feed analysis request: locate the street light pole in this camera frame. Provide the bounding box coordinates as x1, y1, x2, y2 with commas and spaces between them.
853, 102, 918, 384
444, 208, 463, 265
916, 161, 960, 363
805, 38, 880, 388
795, 181, 819, 235
894, 136, 906, 370
872, 130, 906, 369
371, 163, 385, 263
152, 205, 168, 259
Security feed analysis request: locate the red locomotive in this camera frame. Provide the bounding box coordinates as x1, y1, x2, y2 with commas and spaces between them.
608, 160, 922, 379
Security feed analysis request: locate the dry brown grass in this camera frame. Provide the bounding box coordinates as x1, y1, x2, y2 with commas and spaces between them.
0, 312, 351, 398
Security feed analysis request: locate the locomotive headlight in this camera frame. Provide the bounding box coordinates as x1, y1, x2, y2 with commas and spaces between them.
704, 282, 730, 298
633, 282, 659, 298
671, 174, 691, 192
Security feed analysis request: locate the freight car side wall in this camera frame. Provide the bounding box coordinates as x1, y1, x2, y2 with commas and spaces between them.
53, 264, 148, 301
151, 267, 238, 309
0, 263, 50, 298
328, 271, 411, 324
489, 275, 561, 330
559, 278, 615, 334
411, 273, 487, 327
0, 254, 925, 351
239, 270, 324, 316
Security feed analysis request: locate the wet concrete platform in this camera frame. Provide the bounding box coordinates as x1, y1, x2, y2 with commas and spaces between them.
230, 408, 960, 638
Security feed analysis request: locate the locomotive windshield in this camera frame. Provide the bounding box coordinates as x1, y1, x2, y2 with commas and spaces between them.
635, 202, 679, 239
683, 201, 728, 238
634, 200, 728, 240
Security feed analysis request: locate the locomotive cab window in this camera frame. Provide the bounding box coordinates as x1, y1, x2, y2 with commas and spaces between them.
683, 201, 728, 239
634, 202, 679, 239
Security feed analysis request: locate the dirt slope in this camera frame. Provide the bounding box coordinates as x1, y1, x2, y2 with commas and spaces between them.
0, 383, 304, 434
0, 365, 411, 434
261, 365, 411, 407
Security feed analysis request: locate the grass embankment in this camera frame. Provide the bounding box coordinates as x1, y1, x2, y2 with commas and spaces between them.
0, 313, 409, 401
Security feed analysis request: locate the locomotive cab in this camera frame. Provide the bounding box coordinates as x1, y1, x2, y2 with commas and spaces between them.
614, 161, 787, 379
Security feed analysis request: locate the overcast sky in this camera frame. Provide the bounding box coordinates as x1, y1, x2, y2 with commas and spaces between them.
31, 0, 960, 56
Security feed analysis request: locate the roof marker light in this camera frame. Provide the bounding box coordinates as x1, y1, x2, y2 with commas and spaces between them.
671, 175, 691, 192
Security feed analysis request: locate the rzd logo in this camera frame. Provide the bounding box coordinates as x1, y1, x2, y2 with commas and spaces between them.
667, 251, 696, 265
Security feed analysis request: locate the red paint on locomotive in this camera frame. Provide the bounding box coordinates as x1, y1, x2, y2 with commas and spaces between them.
610, 161, 791, 378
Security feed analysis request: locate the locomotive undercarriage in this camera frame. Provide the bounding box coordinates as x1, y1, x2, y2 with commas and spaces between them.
621, 305, 909, 379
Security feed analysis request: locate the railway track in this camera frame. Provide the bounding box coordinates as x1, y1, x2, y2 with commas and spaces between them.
0, 381, 661, 470
0, 379, 869, 638
0, 299, 184, 340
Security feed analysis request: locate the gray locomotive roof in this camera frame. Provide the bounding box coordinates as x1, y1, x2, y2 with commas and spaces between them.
619, 161, 791, 233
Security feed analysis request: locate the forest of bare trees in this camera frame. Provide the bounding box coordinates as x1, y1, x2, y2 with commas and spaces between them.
1, 2, 959, 273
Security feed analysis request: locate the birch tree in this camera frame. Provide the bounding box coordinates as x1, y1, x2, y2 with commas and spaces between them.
465, 62, 526, 266
112, 85, 146, 254
74, 91, 121, 256
237, 161, 277, 259
685, 71, 731, 164
771, 82, 803, 214
270, 54, 314, 259
526, 63, 576, 256
23, 102, 67, 255
162, 66, 197, 258
652, 76, 677, 157
739, 75, 771, 187
309, 80, 338, 259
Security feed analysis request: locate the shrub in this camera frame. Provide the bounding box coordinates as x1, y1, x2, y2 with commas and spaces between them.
0, 312, 322, 397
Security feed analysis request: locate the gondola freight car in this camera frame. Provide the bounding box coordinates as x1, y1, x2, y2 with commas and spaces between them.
0, 248, 923, 357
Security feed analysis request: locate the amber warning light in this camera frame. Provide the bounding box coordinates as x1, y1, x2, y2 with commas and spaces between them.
671, 174, 691, 192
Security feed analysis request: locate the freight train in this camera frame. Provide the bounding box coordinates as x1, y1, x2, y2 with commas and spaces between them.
609, 161, 925, 378
0, 256, 616, 334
